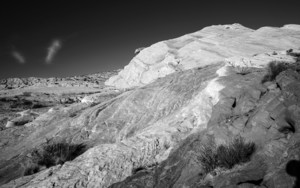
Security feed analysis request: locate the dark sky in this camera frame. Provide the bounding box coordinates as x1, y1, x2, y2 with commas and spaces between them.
1, 0, 300, 79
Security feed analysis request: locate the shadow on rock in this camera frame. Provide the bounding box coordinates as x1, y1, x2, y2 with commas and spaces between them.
286, 160, 300, 188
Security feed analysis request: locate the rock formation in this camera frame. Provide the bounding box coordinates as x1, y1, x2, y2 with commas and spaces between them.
1, 24, 300, 188
106, 23, 300, 89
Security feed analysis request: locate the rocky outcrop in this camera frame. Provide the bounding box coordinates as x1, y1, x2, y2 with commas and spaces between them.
0, 63, 223, 187
1, 24, 300, 188
108, 60, 300, 188
106, 24, 300, 89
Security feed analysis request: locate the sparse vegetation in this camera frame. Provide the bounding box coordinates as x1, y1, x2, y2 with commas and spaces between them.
234, 66, 252, 75
22, 92, 32, 97
216, 137, 256, 169
286, 49, 300, 58
23, 164, 40, 176
227, 61, 252, 75
24, 142, 87, 176
31, 103, 48, 109
262, 61, 294, 83
198, 136, 256, 174
198, 144, 218, 173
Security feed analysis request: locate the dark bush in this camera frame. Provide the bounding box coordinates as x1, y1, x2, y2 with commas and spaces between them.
23, 164, 40, 176
286, 49, 300, 58
198, 145, 218, 173
262, 61, 291, 83
234, 66, 252, 75
217, 137, 255, 169
198, 136, 255, 174
35, 142, 87, 168
24, 142, 87, 176
31, 103, 48, 109
23, 100, 33, 106
0, 98, 8, 102
22, 92, 32, 97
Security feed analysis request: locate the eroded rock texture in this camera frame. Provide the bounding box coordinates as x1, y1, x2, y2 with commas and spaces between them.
1, 24, 300, 188
106, 24, 300, 89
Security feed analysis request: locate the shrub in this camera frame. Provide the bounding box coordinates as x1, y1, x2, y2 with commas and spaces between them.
217, 137, 255, 169
198, 144, 218, 174
198, 136, 255, 174
35, 142, 87, 168
31, 103, 48, 109
23, 164, 40, 176
262, 61, 291, 83
234, 66, 252, 75
286, 49, 300, 58
24, 142, 87, 176
22, 92, 32, 97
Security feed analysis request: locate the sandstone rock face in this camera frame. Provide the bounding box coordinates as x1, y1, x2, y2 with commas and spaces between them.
106, 24, 300, 89
108, 60, 300, 188
1, 24, 300, 188
0, 64, 223, 187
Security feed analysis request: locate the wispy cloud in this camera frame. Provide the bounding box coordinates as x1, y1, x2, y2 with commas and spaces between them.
11, 51, 25, 64
46, 39, 62, 64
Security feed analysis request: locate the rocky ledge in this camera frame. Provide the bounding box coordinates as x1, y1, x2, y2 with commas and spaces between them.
106, 23, 300, 89
1, 24, 300, 188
